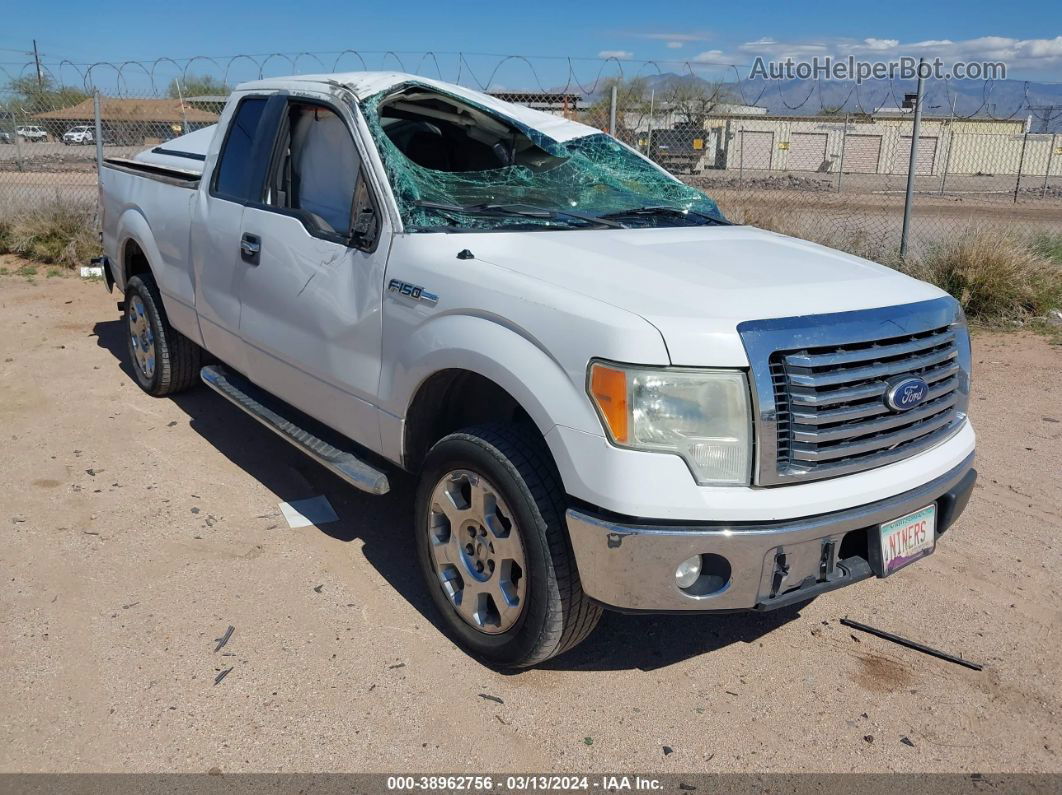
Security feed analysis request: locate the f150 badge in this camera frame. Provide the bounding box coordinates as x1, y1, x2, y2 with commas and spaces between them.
387, 279, 438, 306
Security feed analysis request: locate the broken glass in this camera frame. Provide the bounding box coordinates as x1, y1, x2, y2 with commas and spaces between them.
358, 85, 725, 232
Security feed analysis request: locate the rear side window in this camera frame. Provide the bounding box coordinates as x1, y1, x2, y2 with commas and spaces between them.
214, 97, 267, 200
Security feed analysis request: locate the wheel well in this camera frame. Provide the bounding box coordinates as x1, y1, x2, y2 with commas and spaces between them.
122, 239, 151, 282
403, 370, 535, 471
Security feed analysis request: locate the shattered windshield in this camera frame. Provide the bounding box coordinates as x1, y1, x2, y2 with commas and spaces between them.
359, 86, 726, 232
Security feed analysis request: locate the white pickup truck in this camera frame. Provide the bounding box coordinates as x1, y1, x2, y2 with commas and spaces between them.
98, 72, 976, 667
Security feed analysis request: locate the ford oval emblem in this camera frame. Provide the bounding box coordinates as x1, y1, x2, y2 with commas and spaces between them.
884, 376, 929, 412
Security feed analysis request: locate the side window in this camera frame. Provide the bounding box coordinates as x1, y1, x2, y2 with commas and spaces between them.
214, 97, 267, 200
268, 103, 374, 241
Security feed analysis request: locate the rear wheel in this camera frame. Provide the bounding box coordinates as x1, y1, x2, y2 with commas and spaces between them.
415, 423, 601, 667
124, 274, 201, 396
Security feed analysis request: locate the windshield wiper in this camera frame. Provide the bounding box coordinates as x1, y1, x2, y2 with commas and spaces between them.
415, 200, 624, 229
599, 206, 730, 225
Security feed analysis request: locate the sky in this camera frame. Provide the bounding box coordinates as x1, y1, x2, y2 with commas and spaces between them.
2, 0, 1061, 90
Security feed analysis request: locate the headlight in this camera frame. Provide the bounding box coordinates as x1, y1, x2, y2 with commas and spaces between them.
588, 361, 753, 485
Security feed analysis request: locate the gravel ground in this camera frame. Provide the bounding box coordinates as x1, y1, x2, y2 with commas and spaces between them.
0, 266, 1060, 774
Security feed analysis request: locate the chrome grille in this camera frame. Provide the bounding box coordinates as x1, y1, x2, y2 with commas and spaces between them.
772, 325, 963, 479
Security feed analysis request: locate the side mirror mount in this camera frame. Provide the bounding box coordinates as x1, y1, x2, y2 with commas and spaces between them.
349, 205, 377, 249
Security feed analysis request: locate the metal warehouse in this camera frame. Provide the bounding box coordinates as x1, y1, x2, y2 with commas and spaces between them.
697, 113, 1060, 178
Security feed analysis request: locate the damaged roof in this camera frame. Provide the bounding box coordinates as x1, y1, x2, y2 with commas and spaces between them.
235, 71, 599, 143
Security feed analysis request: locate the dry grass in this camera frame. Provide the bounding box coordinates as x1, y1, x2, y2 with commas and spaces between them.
900, 229, 1062, 323
1032, 233, 1062, 266
735, 204, 896, 265
0, 201, 100, 269
737, 204, 1062, 324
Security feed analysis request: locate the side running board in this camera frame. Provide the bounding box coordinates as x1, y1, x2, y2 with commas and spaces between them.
200, 365, 390, 495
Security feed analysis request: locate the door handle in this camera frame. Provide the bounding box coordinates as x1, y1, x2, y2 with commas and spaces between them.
240, 234, 261, 264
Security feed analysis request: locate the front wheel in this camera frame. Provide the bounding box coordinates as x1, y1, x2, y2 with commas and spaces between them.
414, 424, 601, 667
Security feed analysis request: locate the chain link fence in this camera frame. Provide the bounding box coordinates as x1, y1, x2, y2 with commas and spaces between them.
2, 52, 1060, 266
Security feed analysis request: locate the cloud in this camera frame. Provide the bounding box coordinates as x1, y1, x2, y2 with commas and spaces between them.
635, 32, 709, 43
737, 35, 1062, 68
598, 50, 634, 60
692, 50, 730, 63
862, 38, 899, 51
666, 41, 684, 49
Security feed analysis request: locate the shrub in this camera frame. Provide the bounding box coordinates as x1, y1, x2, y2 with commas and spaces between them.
899, 229, 1062, 323
0, 201, 100, 269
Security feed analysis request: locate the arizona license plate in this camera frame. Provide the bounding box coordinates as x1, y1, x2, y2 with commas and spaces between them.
878, 504, 936, 576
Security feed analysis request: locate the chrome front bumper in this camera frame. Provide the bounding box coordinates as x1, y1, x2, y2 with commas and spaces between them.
566, 453, 976, 613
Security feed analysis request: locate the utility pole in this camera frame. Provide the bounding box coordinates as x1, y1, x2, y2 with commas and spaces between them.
32, 40, 44, 89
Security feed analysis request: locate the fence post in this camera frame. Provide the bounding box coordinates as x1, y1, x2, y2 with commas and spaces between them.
1044, 134, 1057, 199
12, 116, 25, 172
645, 89, 655, 155
899, 57, 926, 260
739, 127, 745, 183
939, 124, 953, 196
608, 84, 617, 137
1013, 130, 1029, 204
93, 91, 105, 229
836, 114, 848, 192
93, 90, 104, 175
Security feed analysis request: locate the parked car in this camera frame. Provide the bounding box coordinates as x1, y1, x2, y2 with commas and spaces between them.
16, 125, 48, 142
0, 130, 12, 144
62, 125, 114, 145
97, 72, 976, 667
63, 125, 95, 145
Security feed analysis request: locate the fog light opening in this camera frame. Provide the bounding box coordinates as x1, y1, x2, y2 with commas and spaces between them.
678, 553, 732, 597
675, 555, 702, 589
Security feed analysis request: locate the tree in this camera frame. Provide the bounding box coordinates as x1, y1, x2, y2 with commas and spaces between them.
587, 76, 653, 141
661, 79, 736, 125
4, 75, 88, 115
168, 74, 231, 99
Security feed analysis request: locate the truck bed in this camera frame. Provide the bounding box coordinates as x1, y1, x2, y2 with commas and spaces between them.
99, 155, 201, 345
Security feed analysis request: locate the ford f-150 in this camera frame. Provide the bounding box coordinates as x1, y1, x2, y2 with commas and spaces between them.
97, 72, 976, 666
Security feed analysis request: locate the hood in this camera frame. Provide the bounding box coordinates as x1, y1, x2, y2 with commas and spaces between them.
467, 225, 947, 366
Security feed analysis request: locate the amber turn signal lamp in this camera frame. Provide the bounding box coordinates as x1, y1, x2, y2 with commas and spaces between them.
589, 363, 629, 443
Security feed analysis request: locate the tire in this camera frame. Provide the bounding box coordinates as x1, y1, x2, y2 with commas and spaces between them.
123, 273, 201, 396
414, 423, 601, 668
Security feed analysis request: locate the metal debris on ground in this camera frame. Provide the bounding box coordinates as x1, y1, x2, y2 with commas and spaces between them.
840, 618, 984, 671
213, 667, 233, 686
313, 584, 324, 593
214, 625, 234, 653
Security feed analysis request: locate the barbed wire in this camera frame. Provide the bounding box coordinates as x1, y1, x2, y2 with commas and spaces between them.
1, 49, 1060, 123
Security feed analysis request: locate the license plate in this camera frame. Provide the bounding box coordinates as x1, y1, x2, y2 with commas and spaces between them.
878, 504, 936, 576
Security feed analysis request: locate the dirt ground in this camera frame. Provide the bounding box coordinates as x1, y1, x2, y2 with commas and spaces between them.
1, 265, 1060, 774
